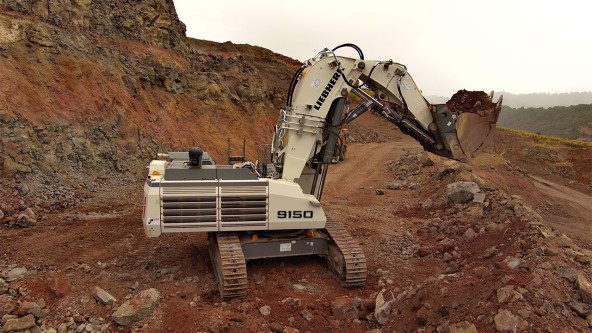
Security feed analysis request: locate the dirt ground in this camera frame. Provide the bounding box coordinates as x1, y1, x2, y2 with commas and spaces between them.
2, 115, 591, 333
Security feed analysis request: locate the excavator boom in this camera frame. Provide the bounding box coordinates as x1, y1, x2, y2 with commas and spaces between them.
271, 45, 502, 197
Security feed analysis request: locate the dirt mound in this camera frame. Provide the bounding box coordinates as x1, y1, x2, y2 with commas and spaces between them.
446, 90, 497, 115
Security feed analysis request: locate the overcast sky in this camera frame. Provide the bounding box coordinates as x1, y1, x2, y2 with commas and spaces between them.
173, 0, 591, 97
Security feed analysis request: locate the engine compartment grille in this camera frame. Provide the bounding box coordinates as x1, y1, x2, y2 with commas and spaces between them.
160, 181, 268, 231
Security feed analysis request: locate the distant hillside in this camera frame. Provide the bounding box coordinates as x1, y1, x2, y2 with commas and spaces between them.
498, 104, 592, 141
427, 91, 592, 108
493, 91, 592, 108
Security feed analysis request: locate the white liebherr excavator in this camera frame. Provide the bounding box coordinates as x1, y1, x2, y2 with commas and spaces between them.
142, 44, 502, 299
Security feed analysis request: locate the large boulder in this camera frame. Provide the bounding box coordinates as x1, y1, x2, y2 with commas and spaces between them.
446, 181, 480, 205
112, 288, 159, 326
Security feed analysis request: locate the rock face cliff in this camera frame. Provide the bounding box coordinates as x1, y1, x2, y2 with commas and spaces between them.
2, 0, 188, 51
0, 1, 299, 198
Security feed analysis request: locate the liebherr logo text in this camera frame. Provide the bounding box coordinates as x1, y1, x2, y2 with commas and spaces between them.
313, 72, 340, 110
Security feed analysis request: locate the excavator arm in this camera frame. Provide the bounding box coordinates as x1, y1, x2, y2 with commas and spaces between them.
271, 44, 501, 198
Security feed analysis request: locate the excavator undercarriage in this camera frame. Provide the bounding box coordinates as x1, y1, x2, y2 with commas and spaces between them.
208, 217, 367, 300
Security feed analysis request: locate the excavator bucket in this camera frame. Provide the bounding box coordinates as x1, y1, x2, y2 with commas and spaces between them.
433, 90, 502, 162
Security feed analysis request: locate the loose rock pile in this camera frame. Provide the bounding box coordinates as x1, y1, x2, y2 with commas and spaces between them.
372, 150, 592, 332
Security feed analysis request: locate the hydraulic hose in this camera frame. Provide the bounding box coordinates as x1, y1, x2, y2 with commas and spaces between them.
331, 43, 364, 60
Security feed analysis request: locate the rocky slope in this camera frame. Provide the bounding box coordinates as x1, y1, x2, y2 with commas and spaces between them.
0, 0, 298, 194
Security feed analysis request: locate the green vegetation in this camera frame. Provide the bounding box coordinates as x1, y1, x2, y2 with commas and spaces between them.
498, 104, 592, 141
496, 127, 592, 148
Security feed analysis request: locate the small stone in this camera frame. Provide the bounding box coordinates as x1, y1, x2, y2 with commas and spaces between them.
1, 314, 17, 325
444, 262, 460, 274
2, 314, 36, 332
19, 184, 30, 196
574, 253, 592, 265
281, 297, 301, 308
112, 288, 160, 327
300, 310, 313, 322
494, 309, 528, 331
442, 252, 454, 263
568, 301, 590, 317
386, 182, 400, 190
555, 234, 574, 248
22, 207, 35, 220
269, 322, 283, 333
18, 301, 41, 318
331, 296, 358, 320
465, 206, 484, 219
0, 204, 14, 216
556, 265, 579, 283
542, 247, 559, 256
446, 321, 478, 333
472, 192, 486, 204
496, 285, 523, 303
516, 308, 530, 318
462, 228, 476, 242
419, 151, 439, 166
0, 295, 15, 317
93, 287, 117, 305
0, 279, 7, 294
440, 238, 455, 252
375, 189, 385, 195
292, 284, 307, 292
482, 246, 498, 259
375, 297, 394, 325
283, 327, 299, 333
259, 305, 271, 316
15, 214, 35, 227
587, 314, 592, 328
577, 274, 592, 305
421, 199, 433, 210
79, 264, 91, 273
512, 202, 542, 221
6, 268, 27, 282
504, 256, 528, 270
417, 247, 431, 257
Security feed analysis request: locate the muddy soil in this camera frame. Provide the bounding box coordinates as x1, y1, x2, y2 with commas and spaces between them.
2, 114, 591, 332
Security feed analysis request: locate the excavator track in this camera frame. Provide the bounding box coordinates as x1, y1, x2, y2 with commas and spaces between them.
324, 218, 367, 287
208, 233, 247, 300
